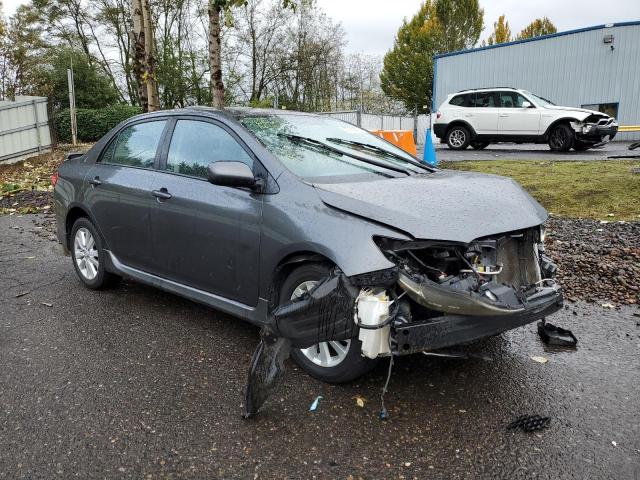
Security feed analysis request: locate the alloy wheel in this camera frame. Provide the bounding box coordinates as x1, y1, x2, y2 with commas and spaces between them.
449, 129, 466, 148
290, 280, 351, 368
74, 227, 99, 280
550, 128, 567, 149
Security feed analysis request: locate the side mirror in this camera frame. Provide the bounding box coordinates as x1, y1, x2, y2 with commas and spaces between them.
207, 161, 258, 189
522, 101, 533, 108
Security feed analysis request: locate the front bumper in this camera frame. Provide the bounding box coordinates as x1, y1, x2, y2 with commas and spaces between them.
392, 283, 563, 355
577, 124, 618, 143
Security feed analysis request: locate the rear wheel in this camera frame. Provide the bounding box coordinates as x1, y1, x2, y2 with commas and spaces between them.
280, 263, 378, 383
70, 217, 119, 289
548, 124, 575, 152
471, 141, 489, 150
446, 125, 471, 150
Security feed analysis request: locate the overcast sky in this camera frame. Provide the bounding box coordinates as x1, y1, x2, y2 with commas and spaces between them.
3, 0, 640, 54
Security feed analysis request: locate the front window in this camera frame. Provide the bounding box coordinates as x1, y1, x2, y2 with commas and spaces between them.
498, 92, 531, 108
525, 92, 556, 107
239, 114, 421, 180
166, 120, 253, 179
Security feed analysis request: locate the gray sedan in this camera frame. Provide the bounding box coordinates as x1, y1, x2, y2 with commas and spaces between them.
53, 107, 563, 386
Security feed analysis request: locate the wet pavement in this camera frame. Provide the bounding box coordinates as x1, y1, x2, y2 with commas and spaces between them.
416, 141, 639, 162
1, 214, 639, 479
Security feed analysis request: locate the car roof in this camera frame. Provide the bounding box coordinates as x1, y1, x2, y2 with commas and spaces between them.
125, 106, 321, 122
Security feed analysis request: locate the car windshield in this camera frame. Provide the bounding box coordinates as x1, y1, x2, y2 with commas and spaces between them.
239, 113, 424, 180
525, 91, 556, 107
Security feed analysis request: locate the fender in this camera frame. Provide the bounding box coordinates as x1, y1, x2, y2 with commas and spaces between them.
542, 117, 581, 139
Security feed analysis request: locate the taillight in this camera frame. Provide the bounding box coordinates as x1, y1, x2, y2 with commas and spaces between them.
436, 111, 442, 120
50, 170, 59, 186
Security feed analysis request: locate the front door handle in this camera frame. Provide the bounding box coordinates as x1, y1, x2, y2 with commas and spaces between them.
152, 188, 172, 200
89, 176, 102, 187
499, 113, 509, 117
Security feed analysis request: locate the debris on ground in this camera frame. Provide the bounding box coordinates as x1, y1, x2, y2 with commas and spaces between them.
537, 321, 577, 347
355, 396, 365, 408
309, 396, 322, 411
507, 415, 551, 432
545, 217, 640, 306
601, 303, 616, 309
14, 292, 30, 298
530, 356, 549, 364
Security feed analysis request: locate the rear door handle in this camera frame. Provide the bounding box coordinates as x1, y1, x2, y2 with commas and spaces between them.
89, 176, 102, 187
152, 188, 172, 200
499, 114, 509, 117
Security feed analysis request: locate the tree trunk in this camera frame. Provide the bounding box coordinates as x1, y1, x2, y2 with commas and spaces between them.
130, 0, 148, 111
208, 1, 225, 109
141, 0, 160, 111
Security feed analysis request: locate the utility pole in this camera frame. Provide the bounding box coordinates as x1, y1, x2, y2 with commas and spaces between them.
67, 61, 77, 146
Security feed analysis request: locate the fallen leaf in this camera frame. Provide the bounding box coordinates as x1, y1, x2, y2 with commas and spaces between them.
531, 356, 549, 364
355, 396, 365, 408
458, 409, 467, 413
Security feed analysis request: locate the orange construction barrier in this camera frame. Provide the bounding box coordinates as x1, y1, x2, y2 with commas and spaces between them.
370, 129, 417, 157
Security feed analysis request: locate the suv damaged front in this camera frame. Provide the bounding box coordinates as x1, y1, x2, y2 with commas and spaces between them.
570, 113, 618, 147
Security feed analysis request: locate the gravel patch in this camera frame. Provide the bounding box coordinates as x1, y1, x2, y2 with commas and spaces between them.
545, 216, 640, 306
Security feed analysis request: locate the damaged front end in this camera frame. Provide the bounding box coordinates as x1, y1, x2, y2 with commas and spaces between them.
570, 114, 618, 146
245, 226, 563, 417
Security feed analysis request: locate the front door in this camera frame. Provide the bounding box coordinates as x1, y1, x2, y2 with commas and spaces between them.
497, 92, 542, 136
149, 118, 263, 306
83, 119, 167, 272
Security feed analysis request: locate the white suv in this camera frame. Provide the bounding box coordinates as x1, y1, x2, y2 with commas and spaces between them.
433, 87, 618, 152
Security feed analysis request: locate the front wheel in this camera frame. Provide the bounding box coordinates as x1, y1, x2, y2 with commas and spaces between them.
279, 263, 378, 383
548, 124, 575, 152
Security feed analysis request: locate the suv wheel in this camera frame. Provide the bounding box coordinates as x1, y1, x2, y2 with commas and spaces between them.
279, 263, 378, 383
471, 141, 489, 150
70, 217, 119, 289
548, 124, 575, 152
446, 125, 471, 150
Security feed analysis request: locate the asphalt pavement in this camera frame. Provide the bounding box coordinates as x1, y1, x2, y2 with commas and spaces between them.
416, 141, 639, 162
1, 214, 639, 479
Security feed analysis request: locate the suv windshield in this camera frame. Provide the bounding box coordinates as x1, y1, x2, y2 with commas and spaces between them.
525, 91, 556, 107
239, 113, 424, 180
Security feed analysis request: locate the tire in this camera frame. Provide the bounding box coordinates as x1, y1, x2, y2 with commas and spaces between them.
279, 263, 379, 383
446, 125, 471, 150
548, 124, 575, 152
471, 141, 489, 150
70, 217, 119, 289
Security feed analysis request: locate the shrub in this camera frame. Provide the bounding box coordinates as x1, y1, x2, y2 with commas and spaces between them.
54, 105, 143, 143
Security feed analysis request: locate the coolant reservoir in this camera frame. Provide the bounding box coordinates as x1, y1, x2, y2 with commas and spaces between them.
355, 291, 392, 359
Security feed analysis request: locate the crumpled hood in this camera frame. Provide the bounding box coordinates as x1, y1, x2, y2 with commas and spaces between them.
542, 105, 605, 118
313, 170, 548, 243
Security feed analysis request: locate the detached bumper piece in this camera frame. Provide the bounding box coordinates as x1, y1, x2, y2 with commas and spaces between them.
393, 283, 563, 355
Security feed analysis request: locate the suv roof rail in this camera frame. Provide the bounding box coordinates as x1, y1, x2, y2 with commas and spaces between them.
455, 87, 519, 93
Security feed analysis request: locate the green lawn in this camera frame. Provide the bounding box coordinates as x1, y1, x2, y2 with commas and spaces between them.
442, 160, 640, 221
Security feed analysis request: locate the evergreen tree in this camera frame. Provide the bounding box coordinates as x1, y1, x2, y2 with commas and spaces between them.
380, 1, 442, 113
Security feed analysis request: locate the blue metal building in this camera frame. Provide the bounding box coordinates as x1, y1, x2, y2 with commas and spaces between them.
433, 22, 640, 140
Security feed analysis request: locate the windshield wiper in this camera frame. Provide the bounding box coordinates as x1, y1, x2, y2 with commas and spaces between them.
278, 134, 414, 176
325, 137, 435, 172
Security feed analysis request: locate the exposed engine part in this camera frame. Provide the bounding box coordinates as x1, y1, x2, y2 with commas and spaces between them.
355, 289, 392, 359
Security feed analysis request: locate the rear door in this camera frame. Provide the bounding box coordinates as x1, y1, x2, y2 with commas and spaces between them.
148, 117, 263, 306
84, 119, 168, 272
467, 91, 499, 135
497, 91, 541, 135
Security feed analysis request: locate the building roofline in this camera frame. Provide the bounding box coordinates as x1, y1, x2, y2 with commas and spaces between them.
434, 20, 640, 60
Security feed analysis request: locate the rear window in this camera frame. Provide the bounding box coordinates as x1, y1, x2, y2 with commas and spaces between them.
449, 95, 467, 107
